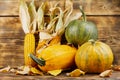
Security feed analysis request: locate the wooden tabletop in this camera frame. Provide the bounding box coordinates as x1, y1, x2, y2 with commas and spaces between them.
0, 71, 120, 80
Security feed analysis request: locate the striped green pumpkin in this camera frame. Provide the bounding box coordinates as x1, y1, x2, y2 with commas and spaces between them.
65, 20, 98, 46
65, 7, 98, 46
75, 40, 114, 73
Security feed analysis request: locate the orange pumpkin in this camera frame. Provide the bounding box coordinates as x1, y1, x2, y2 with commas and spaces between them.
75, 40, 114, 73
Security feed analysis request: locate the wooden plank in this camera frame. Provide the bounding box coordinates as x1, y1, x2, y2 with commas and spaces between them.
87, 16, 120, 45
0, 16, 120, 66
0, 17, 24, 39
0, 0, 65, 16
0, 50, 24, 66
65, 0, 120, 15
0, 0, 120, 16
0, 71, 120, 80
0, 38, 24, 66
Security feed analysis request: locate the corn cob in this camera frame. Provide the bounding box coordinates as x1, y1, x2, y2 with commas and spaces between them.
36, 36, 61, 56
19, 0, 37, 67
36, 40, 47, 51
36, 1, 74, 54
49, 36, 61, 46
36, 40, 48, 56
24, 33, 36, 67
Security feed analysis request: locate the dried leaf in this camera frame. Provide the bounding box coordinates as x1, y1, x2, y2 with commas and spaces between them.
10, 68, 16, 73
112, 65, 120, 71
66, 69, 85, 77
37, 2, 45, 30
64, 0, 73, 27
48, 69, 62, 76
0, 66, 11, 72
99, 70, 113, 77
19, 0, 30, 33
55, 7, 64, 34
28, 0, 37, 33
46, 16, 58, 33
17, 66, 24, 70
16, 66, 30, 75
39, 31, 52, 40
0, 66, 4, 69
64, 1, 82, 27
30, 67, 44, 75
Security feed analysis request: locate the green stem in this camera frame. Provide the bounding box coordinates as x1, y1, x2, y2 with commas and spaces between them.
89, 39, 95, 45
29, 54, 45, 66
79, 6, 86, 22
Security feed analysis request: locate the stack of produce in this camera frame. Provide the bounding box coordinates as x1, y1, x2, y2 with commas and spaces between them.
19, 0, 114, 76
0, 0, 116, 77
18, 0, 82, 76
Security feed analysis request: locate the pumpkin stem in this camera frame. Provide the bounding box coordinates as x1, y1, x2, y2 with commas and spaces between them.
89, 39, 95, 45
29, 54, 45, 66
79, 6, 86, 22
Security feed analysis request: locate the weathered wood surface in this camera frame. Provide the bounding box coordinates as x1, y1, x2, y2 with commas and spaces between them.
0, 0, 120, 16
0, 0, 65, 16
0, 16, 120, 66
0, 0, 120, 66
71, 0, 120, 15
0, 0, 120, 79
0, 71, 120, 80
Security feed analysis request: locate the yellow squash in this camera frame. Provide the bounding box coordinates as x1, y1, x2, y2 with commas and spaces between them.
30, 45, 77, 72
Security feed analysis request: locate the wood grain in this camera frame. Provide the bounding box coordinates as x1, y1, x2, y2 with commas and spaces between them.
0, 17, 24, 39
70, 0, 120, 15
0, 71, 120, 80
0, 0, 120, 16
0, 0, 65, 16
0, 0, 120, 66
0, 16, 120, 66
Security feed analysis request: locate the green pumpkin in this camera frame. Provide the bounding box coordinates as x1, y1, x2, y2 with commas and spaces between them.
65, 7, 98, 46
75, 40, 114, 73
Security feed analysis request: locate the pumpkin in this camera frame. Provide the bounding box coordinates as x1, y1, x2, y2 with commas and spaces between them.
75, 40, 114, 73
30, 45, 77, 72
65, 7, 98, 46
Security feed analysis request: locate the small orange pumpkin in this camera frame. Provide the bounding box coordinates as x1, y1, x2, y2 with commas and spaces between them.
75, 40, 114, 73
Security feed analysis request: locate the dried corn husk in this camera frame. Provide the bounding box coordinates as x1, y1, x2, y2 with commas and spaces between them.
112, 65, 120, 71
66, 69, 85, 77
48, 69, 62, 76
30, 67, 44, 75
99, 70, 113, 77
0, 66, 11, 72
19, 0, 37, 34
28, 0, 37, 33
16, 66, 31, 75
19, 0, 30, 34
37, 2, 46, 30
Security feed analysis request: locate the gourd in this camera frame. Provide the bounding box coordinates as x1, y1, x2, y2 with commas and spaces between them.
30, 45, 77, 72
75, 40, 114, 73
65, 7, 98, 46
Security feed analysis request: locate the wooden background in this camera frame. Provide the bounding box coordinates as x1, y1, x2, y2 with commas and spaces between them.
0, 0, 120, 67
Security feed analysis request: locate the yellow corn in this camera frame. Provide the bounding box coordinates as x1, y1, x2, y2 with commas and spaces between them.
36, 40, 47, 56
24, 33, 36, 67
49, 36, 61, 46
36, 36, 61, 56
36, 40, 47, 51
